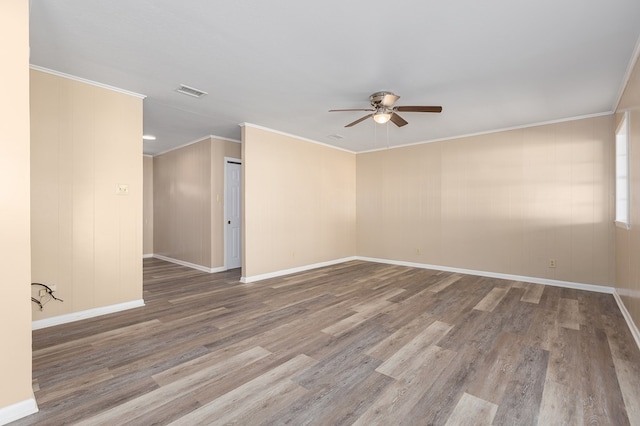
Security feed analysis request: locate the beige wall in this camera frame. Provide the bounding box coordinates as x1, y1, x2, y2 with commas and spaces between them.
242, 125, 356, 278
143, 156, 154, 255
153, 137, 240, 269
358, 115, 615, 286
154, 138, 212, 267
30, 69, 143, 321
616, 55, 640, 331
0, 0, 34, 415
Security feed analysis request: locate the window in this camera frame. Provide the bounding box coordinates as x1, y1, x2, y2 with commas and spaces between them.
616, 112, 630, 228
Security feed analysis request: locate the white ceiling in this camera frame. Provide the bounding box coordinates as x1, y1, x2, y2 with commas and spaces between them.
29, 0, 640, 155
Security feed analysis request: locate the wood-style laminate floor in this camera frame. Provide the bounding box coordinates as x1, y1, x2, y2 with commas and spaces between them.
13, 258, 640, 425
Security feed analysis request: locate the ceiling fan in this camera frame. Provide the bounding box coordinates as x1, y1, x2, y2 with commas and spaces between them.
329, 91, 442, 128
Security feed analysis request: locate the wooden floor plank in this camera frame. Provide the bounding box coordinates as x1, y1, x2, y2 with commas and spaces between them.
427, 273, 463, 293
525, 307, 559, 352
109, 346, 274, 423
317, 372, 394, 425
295, 322, 388, 391
270, 354, 384, 425
320, 300, 393, 337
558, 297, 580, 330
473, 286, 509, 312
400, 344, 485, 425
33, 368, 114, 405
546, 327, 580, 387
520, 283, 545, 304
168, 354, 315, 425
465, 332, 525, 405
538, 377, 581, 425
579, 325, 631, 425
492, 344, 549, 425
602, 312, 640, 363
365, 312, 435, 361
354, 345, 457, 425
375, 320, 453, 379
436, 309, 488, 351
611, 356, 640, 426
444, 392, 498, 426
154, 346, 272, 390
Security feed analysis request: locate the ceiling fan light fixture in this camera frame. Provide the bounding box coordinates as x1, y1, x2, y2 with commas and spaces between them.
373, 111, 392, 124
331, 92, 441, 128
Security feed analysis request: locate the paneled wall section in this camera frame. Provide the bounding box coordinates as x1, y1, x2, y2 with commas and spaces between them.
152, 137, 240, 269
357, 115, 615, 286
153, 139, 212, 267
30, 69, 143, 321
616, 54, 640, 332
242, 125, 357, 278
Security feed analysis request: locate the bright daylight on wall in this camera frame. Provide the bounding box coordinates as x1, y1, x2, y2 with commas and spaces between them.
616, 112, 630, 227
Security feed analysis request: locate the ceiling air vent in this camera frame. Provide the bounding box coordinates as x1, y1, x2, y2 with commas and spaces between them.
175, 84, 208, 98
326, 134, 345, 140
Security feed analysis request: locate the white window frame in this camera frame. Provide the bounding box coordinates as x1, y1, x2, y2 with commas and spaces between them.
615, 111, 630, 229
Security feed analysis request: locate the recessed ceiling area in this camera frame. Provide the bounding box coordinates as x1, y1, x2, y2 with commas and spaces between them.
29, 0, 640, 155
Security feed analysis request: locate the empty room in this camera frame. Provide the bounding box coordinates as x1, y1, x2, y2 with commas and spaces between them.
3, 0, 640, 424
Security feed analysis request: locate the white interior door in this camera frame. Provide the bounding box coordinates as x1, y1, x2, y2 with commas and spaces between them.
225, 159, 242, 269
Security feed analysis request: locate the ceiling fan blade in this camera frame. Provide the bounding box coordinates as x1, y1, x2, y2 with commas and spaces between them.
345, 114, 373, 127
390, 112, 408, 127
395, 106, 442, 113
381, 93, 400, 107
329, 108, 375, 112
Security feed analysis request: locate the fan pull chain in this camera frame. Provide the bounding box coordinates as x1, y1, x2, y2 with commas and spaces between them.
374, 119, 377, 147
386, 120, 390, 149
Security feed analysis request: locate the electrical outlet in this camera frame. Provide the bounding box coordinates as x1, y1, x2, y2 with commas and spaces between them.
116, 183, 129, 195
549, 259, 556, 268
39, 289, 46, 297
415, 248, 421, 255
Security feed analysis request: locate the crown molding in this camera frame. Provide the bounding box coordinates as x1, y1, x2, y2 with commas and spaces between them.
29, 65, 146, 99
151, 134, 241, 157
240, 123, 356, 154
359, 111, 613, 154
614, 31, 640, 112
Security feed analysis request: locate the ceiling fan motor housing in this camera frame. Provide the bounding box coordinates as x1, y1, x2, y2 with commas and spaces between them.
369, 91, 397, 108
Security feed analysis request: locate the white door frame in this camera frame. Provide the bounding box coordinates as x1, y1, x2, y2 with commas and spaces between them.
224, 157, 242, 270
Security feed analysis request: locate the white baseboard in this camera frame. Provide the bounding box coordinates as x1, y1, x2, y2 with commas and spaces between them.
240, 255, 615, 294
32, 299, 145, 330
0, 396, 38, 425
142, 253, 154, 259
152, 254, 225, 273
241, 256, 358, 283
613, 290, 640, 351
357, 256, 615, 294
